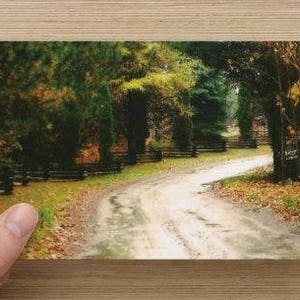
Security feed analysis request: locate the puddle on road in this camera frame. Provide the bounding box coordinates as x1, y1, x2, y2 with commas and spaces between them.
94, 236, 131, 259
197, 184, 213, 194
93, 197, 146, 258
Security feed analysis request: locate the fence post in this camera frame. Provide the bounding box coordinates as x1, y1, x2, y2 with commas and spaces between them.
117, 162, 122, 172
80, 168, 88, 180
192, 145, 198, 157
253, 138, 258, 149
44, 169, 50, 181
222, 140, 227, 152
3, 167, 14, 194
156, 149, 163, 161
22, 169, 29, 186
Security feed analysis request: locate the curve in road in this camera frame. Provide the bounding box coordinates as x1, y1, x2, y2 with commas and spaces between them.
79, 155, 300, 259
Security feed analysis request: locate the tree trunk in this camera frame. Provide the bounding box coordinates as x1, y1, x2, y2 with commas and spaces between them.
266, 101, 299, 181
126, 91, 149, 164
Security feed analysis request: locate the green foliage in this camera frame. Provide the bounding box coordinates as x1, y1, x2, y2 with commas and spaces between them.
52, 100, 82, 168
0, 43, 53, 166
190, 67, 228, 142
172, 91, 193, 149
0, 42, 121, 166
98, 84, 114, 163
187, 41, 299, 181
237, 86, 254, 139
225, 88, 239, 125
126, 91, 149, 156
115, 42, 199, 117
0, 41, 272, 172
173, 42, 232, 143
173, 113, 193, 149
112, 42, 199, 157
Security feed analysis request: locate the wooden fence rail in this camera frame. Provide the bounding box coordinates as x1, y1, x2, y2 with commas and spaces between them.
158, 146, 198, 158
225, 137, 258, 149
77, 162, 122, 176
0, 161, 123, 194
0, 137, 268, 194
197, 141, 227, 152
114, 138, 264, 162
113, 149, 163, 164
0, 166, 14, 194
255, 136, 272, 146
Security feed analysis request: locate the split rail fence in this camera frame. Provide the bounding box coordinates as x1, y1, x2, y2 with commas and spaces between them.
0, 136, 270, 194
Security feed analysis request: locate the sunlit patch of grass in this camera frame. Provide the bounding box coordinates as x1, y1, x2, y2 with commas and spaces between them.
281, 196, 300, 216
222, 166, 272, 186
222, 175, 246, 185
39, 205, 55, 224
245, 191, 261, 202
0, 146, 271, 258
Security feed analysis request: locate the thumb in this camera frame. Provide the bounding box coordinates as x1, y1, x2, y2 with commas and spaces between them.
0, 203, 38, 278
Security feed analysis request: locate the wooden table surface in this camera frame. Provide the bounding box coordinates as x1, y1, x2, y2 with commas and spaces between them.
1, 0, 300, 41
1, 1, 300, 299
0, 260, 299, 299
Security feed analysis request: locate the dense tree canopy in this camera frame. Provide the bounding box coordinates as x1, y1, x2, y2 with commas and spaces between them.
218, 42, 300, 181
0, 42, 299, 181
190, 67, 228, 142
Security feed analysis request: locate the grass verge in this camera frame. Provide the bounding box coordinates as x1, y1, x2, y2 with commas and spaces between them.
0, 146, 271, 258
217, 165, 300, 223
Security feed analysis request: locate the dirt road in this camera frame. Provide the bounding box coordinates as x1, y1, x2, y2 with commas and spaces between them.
79, 155, 300, 259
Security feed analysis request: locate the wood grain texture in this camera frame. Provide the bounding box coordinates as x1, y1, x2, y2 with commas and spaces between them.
1, 0, 300, 299
0, 0, 300, 41
0, 260, 299, 299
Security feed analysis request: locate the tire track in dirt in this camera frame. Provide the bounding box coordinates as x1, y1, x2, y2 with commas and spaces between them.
79, 155, 300, 259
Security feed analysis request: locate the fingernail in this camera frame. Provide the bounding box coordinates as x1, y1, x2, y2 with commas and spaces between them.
4, 204, 38, 238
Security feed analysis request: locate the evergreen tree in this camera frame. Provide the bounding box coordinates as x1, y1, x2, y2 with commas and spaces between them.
52, 100, 81, 168
115, 42, 198, 158
98, 84, 114, 164
173, 114, 193, 150
190, 67, 228, 143
237, 86, 254, 139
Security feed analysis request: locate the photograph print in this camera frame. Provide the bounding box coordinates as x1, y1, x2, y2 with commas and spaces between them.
0, 41, 300, 259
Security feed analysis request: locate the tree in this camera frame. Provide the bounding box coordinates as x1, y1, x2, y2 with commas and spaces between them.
97, 84, 114, 163
173, 112, 193, 149
222, 42, 299, 181
190, 67, 228, 143
52, 99, 81, 168
271, 42, 300, 180
237, 86, 254, 139
0, 42, 56, 167
52, 42, 120, 161
185, 41, 299, 181
113, 42, 198, 160
172, 42, 233, 144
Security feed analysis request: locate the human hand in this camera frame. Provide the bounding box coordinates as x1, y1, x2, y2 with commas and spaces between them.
0, 203, 38, 286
